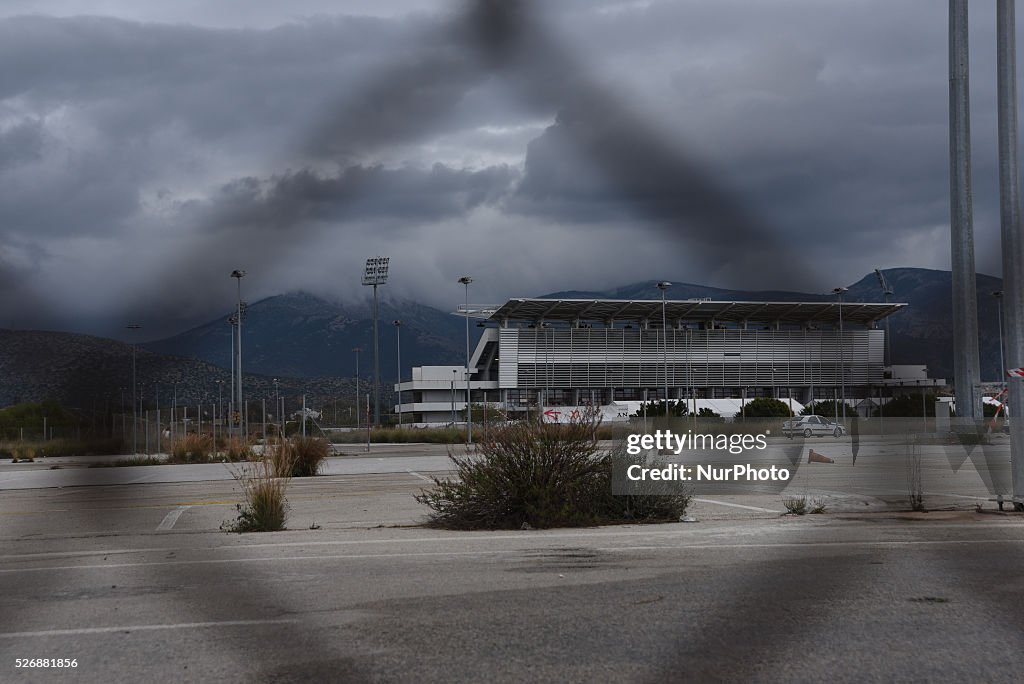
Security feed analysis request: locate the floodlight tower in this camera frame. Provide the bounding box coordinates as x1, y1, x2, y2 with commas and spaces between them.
362, 257, 389, 427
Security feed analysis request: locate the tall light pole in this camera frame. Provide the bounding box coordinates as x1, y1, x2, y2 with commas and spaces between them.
126, 323, 141, 454
834, 287, 848, 423
459, 276, 473, 443
362, 256, 390, 427
451, 369, 457, 425
352, 347, 362, 429
874, 269, 894, 367
997, 0, 1024, 508
657, 281, 672, 416
230, 269, 246, 440
393, 320, 403, 427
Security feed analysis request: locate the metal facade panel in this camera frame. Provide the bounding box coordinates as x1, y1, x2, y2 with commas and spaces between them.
501, 328, 885, 389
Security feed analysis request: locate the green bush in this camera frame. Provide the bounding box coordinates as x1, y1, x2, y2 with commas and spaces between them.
631, 400, 688, 417
736, 398, 793, 418
415, 415, 689, 529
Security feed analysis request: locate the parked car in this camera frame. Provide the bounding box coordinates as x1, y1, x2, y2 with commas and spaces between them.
782, 414, 847, 438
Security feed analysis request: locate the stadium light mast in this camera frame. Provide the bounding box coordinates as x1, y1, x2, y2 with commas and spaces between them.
459, 276, 474, 444
230, 270, 246, 440
126, 323, 141, 454
833, 287, 848, 423
362, 257, 389, 427
657, 282, 672, 417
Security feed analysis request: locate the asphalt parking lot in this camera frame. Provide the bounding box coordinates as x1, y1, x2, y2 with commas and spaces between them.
1, 442, 1023, 682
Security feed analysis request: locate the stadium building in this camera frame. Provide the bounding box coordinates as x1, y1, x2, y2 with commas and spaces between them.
394, 297, 942, 424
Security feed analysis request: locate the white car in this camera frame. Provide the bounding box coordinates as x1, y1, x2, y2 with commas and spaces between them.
782, 415, 847, 438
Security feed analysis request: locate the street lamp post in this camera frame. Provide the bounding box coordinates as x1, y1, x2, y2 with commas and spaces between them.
657, 281, 672, 416
393, 320, 403, 427
352, 347, 362, 429
230, 270, 246, 441
451, 369, 457, 425
459, 276, 473, 444
834, 287, 849, 423
126, 323, 141, 454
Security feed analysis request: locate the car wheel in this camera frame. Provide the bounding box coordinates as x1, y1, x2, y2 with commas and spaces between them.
833, 428, 842, 438
803, 428, 812, 438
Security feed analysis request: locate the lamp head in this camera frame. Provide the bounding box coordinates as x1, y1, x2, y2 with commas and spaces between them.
656, 281, 672, 290
230, 269, 246, 279
833, 287, 848, 295
458, 276, 473, 285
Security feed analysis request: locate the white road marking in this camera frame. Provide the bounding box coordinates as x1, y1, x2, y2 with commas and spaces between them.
407, 470, 432, 482
0, 619, 299, 639
3, 538, 1023, 574
692, 498, 781, 513
156, 506, 191, 531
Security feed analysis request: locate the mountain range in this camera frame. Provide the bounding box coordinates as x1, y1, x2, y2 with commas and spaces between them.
0, 267, 1009, 412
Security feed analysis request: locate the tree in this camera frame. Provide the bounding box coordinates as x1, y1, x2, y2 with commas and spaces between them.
872, 394, 938, 418
631, 400, 688, 417
735, 397, 792, 419
801, 400, 851, 419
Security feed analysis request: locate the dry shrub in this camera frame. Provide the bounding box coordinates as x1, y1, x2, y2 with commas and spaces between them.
416, 414, 688, 529
222, 457, 289, 532
278, 436, 329, 477
169, 433, 213, 463
223, 436, 255, 462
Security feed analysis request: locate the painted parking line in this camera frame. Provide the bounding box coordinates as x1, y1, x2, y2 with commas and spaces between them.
156, 506, 191, 531
407, 470, 432, 482
692, 498, 781, 513
0, 619, 300, 639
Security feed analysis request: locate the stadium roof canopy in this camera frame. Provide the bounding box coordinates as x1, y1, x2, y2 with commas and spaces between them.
479, 298, 906, 326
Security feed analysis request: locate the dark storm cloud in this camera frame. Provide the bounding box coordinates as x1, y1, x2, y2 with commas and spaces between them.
211, 162, 517, 230
0, 0, 1017, 335
0, 119, 44, 168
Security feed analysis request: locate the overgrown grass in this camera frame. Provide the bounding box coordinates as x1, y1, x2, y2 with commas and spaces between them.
221, 457, 290, 533
330, 423, 617, 445
89, 455, 165, 467
783, 496, 808, 515
169, 433, 214, 464
277, 436, 329, 477
1, 437, 123, 460
415, 416, 688, 529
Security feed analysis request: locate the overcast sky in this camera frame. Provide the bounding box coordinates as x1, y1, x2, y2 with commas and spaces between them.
0, 0, 1019, 339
